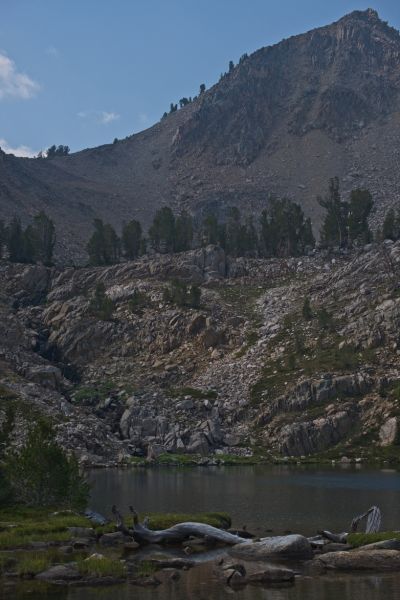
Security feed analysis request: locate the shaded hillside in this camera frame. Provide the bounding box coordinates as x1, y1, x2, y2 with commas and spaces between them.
2, 9, 400, 262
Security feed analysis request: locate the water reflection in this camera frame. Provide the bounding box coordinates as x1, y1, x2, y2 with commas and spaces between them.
5, 567, 400, 600
88, 464, 400, 535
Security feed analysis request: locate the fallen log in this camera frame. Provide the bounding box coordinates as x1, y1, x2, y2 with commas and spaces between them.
111, 506, 247, 546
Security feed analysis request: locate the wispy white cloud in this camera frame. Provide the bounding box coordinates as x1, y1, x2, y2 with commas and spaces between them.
100, 111, 119, 124
46, 46, 59, 58
78, 109, 120, 125
0, 138, 37, 158
0, 53, 40, 100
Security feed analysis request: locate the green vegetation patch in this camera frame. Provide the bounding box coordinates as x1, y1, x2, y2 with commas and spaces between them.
0, 384, 18, 401
72, 380, 116, 405
347, 532, 400, 548
77, 556, 126, 578
144, 511, 231, 530
0, 509, 91, 549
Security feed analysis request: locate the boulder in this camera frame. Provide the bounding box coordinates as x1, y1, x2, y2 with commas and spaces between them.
186, 432, 210, 455
246, 565, 295, 584
356, 539, 400, 551
27, 365, 63, 390
36, 564, 81, 581
230, 535, 313, 560
99, 531, 126, 546
379, 417, 398, 446
315, 549, 400, 571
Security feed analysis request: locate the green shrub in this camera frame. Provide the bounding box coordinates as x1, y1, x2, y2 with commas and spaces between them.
163, 279, 201, 308
88, 282, 114, 320
128, 289, 150, 314
317, 307, 335, 331
4, 419, 89, 510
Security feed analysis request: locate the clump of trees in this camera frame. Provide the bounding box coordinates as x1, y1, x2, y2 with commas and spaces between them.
318, 177, 373, 248
0, 416, 88, 510
38, 145, 70, 159
85, 198, 316, 266
0, 212, 55, 265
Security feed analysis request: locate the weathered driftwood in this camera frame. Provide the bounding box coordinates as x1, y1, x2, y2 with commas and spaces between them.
320, 506, 382, 544
111, 505, 247, 546
351, 506, 381, 534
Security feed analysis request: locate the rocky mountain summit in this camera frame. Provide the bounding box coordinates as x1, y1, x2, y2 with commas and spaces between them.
1, 241, 400, 465
1, 9, 400, 261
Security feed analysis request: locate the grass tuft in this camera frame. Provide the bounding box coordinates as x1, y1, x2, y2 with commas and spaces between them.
347, 532, 400, 548
77, 556, 126, 578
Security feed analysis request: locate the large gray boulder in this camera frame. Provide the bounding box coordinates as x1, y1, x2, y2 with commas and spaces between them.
379, 417, 398, 446
36, 564, 81, 581
315, 549, 400, 571
230, 534, 313, 560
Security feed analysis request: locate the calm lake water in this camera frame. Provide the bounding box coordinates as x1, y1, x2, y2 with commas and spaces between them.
4, 465, 400, 600
88, 464, 400, 535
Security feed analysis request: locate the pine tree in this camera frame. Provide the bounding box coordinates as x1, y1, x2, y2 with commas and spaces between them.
382, 208, 397, 241
30, 211, 56, 265
348, 189, 373, 244
318, 177, 349, 248
4, 419, 89, 509
202, 214, 219, 245
174, 211, 193, 252
122, 220, 142, 260
6, 217, 31, 263
0, 220, 5, 260
225, 206, 242, 257
149, 207, 175, 253
87, 219, 120, 265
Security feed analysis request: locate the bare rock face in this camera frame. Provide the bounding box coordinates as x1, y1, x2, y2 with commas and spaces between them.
229, 534, 313, 560
379, 417, 398, 446
278, 410, 356, 457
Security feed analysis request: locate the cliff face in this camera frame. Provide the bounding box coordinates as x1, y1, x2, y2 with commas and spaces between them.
1, 242, 400, 464
2, 10, 400, 262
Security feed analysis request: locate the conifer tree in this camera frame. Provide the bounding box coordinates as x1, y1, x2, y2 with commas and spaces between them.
149, 207, 175, 253
174, 211, 193, 252
348, 189, 373, 244
122, 220, 142, 260
30, 211, 56, 265
318, 177, 349, 248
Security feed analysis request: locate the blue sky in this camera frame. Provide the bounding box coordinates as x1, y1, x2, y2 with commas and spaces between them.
0, 0, 399, 157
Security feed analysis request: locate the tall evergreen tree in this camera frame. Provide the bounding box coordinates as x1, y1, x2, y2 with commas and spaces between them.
382, 208, 398, 241
348, 189, 373, 244
0, 220, 5, 259
87, 219, 120, 265
122, 220, 142, 260
318, 177, 349, 248
30, 211, 56, 265
6, 217, 31, 263
202, 214, 219, 246
148, 207, 175, 253
225, 206, 242, 257
174, 211, 193, 252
